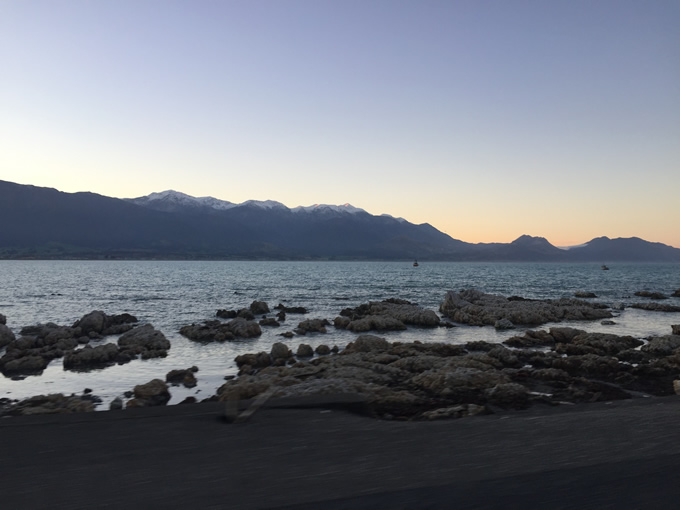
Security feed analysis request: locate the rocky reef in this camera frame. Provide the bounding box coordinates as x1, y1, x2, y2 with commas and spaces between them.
216, 323, 680, 420
439, 289, 613, 328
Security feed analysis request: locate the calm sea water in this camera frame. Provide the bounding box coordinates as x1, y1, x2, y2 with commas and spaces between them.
1, 261, 679, 407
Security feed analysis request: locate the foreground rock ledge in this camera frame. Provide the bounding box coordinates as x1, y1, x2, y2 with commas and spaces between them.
439, 289, 612, 327
217, 327, 680, 421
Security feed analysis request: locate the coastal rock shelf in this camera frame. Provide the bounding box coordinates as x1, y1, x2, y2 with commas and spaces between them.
439, 289, 613, 328
217, 325, 680, 421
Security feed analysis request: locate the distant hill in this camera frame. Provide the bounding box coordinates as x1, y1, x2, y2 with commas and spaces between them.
1, 180, 678, 262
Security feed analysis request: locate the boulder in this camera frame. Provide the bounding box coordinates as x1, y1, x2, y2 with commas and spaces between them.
641, 335, 680, 356
270, 342, 292, 361
494, 318, 515, 330
118, 324, 170, 359
339, 299, 440, 332
180, 318, 261, 342
127, 379, 171, 407
672, 289, 680, 298
672, 325, 680, 336
166, 368, 198, 388
295, 318, 330, 335
0, 313, 5, 325
274, 304, 308, 314
315, 344, 331, 355
296, 344, 314, 358
249, 301, 270, 315
343, 335, 390, 353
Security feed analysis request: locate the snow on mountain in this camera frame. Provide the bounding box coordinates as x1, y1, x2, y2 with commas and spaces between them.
381, 213, 407, 223
130, 191, 368, 216
291, 203, 366, 214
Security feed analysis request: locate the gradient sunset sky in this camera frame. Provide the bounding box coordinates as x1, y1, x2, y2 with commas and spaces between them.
1, 0, 678, 247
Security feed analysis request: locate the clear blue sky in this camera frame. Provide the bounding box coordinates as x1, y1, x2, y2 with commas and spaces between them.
1, 0, 678, 247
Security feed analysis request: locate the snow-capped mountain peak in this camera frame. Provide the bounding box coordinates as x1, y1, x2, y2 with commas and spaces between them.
291, 203, 366, 214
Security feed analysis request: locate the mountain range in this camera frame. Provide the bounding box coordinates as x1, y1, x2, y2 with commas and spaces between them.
1, 180, 678, 262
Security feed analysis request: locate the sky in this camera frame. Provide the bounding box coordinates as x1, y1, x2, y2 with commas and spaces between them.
1, 0, 679, 247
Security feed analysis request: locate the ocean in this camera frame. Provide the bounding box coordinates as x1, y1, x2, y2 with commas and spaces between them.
1, 260, 679, 407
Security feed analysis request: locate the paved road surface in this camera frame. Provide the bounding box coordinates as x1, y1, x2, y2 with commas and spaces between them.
2, 397, 680, 509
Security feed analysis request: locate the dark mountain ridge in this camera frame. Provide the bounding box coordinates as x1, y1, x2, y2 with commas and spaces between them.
1, 180, 678, 262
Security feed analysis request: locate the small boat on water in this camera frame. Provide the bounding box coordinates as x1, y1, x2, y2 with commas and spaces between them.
601, 264, 609, 270
413, 260, 419, 267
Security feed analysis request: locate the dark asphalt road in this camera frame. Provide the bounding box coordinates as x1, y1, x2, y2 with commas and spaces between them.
2, 397, 680, 509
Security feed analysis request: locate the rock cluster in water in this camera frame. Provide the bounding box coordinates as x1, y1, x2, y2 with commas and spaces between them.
217, 322, 680, 420
0, 311, 171, 377
439, 289, 613, 328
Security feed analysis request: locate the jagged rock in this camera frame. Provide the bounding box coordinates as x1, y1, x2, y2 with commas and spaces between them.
166, 368, 198, 388
274, 304, 307, 314
180, 318, 261, 342
127, 379, 170, 407
216, 309, 237, 319
63, 343, 120, 370
296, 344, 314, 358
343, 335, 390, 353
250, 301, 270, 315
634, 291, 668, 300
338, 299, 440, 333
118, 324, 170, 359
0, 355, 49, 376
72, 311, 138, 336
440, 289, 612, 326
295, 318, 330, 334
235, 351, 272, 370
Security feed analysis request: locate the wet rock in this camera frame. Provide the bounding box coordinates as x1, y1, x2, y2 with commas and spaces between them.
0, 313, 6, 325
270, 342, 292, 361
421, 403, 486, 420
127, 379, 170, 407
338, 299, 440, 332
343, 335, 390, 354
0, 355, 50, 377
166, 368, 198, 388
296, 344, 314, 358
440, 289, 612, 326
295, 318, 330, 335
634, 291, 668, 300
274, 304, 308, 314
673, 289, 680, 298
315, 344, 331, 355
118, 324, 170, 359
672, 325, 680, 336
601, 320, 616, 326
72, 311, 138, 336
180, 318, 261, 342
63, 343, 120, 370
216, 309, 237, 319
235, 351, 272, 370
250, 300, 270, 315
